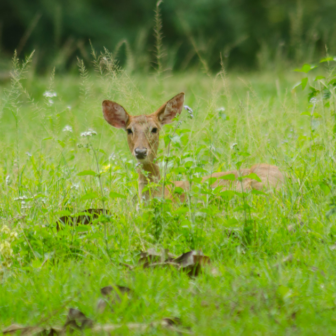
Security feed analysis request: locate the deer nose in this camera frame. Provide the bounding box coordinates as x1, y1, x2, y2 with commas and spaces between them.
134, 147, 147, 159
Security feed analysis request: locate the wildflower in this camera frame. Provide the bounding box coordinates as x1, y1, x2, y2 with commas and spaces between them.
230, 143, 238, 149
14, 196, 28, 201
43, 91, 57, 98
310, 97, 317, 104
101, 164, 111, 173
109, 153, 116, 161
5, 175, 11, 186
21, 203, 31, 210
26, 152, 32, 157
217, 107, 225, 112
81, 129, 97, 137
67, 106, 71, 110
184, 105, 194, 119
48, 99, 54, 106
63, 125, 73, 132
71, 183, 79, 190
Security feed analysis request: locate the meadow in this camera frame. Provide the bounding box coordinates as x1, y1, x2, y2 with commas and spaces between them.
1, 53, 336, 335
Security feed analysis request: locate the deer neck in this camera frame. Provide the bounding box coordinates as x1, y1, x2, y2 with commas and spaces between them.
137, 162, 161, 200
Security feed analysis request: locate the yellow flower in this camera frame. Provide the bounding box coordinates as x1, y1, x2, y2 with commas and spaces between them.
101, 164, 111, 173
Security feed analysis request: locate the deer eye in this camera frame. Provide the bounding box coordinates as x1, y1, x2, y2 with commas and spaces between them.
151, 127, 158, 134
127, 129, 133, 135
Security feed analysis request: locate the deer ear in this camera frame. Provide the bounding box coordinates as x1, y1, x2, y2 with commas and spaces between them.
102, 100, 129, 129
154, 93, 185, 125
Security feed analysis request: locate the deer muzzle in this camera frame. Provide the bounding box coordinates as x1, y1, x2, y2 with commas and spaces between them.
134, 147, 148, 160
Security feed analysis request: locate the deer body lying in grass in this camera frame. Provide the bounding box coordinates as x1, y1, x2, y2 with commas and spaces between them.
102, 93, 285, 202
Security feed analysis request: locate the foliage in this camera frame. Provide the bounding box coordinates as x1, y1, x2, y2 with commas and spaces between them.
1, 0, 336, 71
0, 50, 336, 333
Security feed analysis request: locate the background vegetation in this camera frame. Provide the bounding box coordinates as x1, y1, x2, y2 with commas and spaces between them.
1, 0, 336, 72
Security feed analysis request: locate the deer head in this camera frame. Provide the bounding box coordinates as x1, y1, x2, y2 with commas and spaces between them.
102, 93, 185, 164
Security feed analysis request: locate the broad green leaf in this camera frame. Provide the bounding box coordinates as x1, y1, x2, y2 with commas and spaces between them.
328, 78, 336, 86
56, 210, 72, 217
308, 86, 320, 101
219, 190, 237, 198
319, 57, 334, 63
31, 259, 43, 268
77, 170, 97, 176
57, 140, 65, 148
314, 75, 325, 81
242, 173, 262, 182
294, 64, 317, 73
219, 173, 236, 181
190, 176, 202, 183
301, 111, 311, 116
81, 192, 99, 200
301, 77, 308, 89
75, 225, 89, 232
292, 82, 301, 90
109, 191, 126, 199
174, 187, 185, 194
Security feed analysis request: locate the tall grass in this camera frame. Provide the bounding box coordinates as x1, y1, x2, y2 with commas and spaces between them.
0, 46, 336, 333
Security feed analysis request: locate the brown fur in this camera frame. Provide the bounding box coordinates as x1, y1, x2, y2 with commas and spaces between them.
102, 93, 285, 202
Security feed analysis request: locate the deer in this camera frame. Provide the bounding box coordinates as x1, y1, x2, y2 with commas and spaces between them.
102, 93, 285, 203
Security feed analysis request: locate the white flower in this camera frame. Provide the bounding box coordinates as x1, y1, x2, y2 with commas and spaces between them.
21, 203, 31, 209
67, 106, 71, 110
47, 99, 54, 106
217, 107, 225, 112
63, 125, 73, 132
71, 183, 79, 190
81, 129, 97, 137
230, 143, 238, 149
184, 105, 194, 118
310, 98, 317, 104
14, 196, 28, 201
26, 152, 32, 157
5, 175, 11, 186
109, 153, 116, 161
43, 91, 57, 98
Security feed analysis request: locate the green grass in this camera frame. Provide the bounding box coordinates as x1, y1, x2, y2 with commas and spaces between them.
1, 55, 336, 335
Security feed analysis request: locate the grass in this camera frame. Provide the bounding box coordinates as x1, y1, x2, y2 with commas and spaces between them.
1, 54, 336, 335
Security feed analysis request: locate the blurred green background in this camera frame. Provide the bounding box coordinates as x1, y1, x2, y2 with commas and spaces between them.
0, 0, 336, 73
